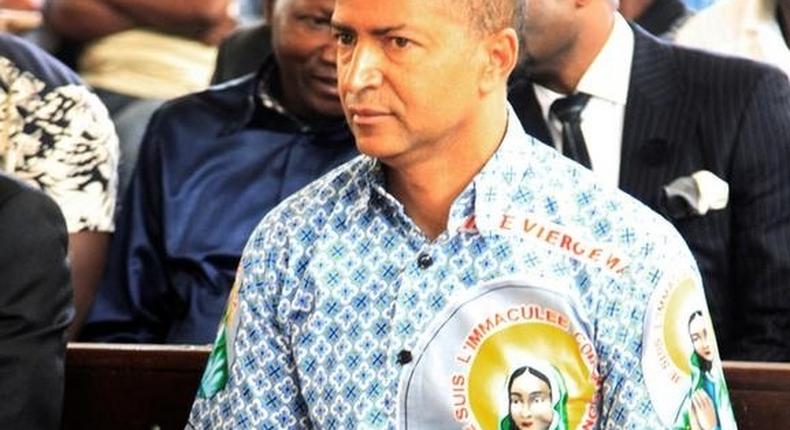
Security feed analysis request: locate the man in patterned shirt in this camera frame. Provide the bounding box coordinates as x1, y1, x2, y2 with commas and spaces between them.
0, 33, 118, 339
189, 0, 736, 428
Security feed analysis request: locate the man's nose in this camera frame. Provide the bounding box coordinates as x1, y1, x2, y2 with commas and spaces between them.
340, 43, 383, 93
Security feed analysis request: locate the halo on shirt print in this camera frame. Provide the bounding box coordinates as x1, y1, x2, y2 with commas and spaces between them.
197, 266, 243, 399
641, 273, 737, 429
397, 277, 599, 430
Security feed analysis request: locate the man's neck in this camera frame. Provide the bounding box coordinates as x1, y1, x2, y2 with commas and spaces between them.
537, 10, 615, 94
385, 99, 508, 240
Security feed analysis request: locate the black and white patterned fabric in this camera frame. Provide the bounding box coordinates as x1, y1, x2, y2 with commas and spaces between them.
0, 34, 118, 233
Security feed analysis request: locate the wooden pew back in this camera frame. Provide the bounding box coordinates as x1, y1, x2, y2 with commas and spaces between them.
724, 360, 790, 429
63, 344, 790, 429
62, 343, 210, 430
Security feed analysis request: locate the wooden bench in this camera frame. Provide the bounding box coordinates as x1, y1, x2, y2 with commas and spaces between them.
63, 344, 790, 429
723, 360, 790, 429
62, 343, 211, 430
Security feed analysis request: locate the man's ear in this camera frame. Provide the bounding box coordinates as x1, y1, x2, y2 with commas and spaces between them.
479, 28, 519, 95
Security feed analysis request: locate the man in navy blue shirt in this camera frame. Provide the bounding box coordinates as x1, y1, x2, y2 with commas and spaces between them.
82, 0, 357, 344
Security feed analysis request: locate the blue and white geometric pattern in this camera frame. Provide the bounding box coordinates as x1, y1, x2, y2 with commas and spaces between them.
188, 106, 711, 429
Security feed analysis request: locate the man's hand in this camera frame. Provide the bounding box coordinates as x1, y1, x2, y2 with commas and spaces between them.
198, 11, 236, 46
46, 0, 236, 43
0, 0, 42, 10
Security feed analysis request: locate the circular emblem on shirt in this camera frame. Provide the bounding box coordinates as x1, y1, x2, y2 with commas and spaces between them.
397, 277, 599, 430
642, 273, 735, 429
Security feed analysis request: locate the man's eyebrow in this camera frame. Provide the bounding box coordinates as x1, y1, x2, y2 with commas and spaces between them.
371, 24, 407, 36
329, 21, 408, 36
330, 21, 353, 32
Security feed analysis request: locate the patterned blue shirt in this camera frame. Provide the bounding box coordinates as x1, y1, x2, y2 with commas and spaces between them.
189, 106, 735, 429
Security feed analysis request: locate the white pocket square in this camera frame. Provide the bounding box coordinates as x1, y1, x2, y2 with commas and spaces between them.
663, 170, 729, 218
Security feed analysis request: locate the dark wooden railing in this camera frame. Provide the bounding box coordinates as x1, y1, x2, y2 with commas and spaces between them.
62, 343, 209, 430
62, 343, 790, 429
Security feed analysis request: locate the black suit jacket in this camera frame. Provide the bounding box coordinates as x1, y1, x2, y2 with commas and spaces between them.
509, 26, 790, 361
0, 174, 73, 429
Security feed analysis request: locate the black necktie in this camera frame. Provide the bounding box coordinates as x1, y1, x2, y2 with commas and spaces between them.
550, 93, 592, 169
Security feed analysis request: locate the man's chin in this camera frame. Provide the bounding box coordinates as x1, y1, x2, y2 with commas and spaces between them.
353, 135, 405, 162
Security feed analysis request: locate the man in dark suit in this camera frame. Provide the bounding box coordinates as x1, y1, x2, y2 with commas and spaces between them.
0, 174, 73, 429
508, 0, 790, 361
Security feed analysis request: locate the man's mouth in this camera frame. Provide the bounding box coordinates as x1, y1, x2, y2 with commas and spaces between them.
346, 105, 391, 125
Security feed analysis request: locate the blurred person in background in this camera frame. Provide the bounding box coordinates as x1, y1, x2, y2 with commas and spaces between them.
0, 0, 43, 34
508, 0, 790, 361
45, 0, 237, 201
81, 0, 357, 344
619, 0, 693, 38
0, 33, 117, 339
0, 173, 72, 430
675, 0, 790, 78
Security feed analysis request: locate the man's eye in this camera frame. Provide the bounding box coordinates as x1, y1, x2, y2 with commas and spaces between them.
304, 16, 330, 28
391, 37, 411, 48
334, 32, 355, 45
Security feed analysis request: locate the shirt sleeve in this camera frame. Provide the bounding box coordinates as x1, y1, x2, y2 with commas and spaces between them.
187, 211, 312, 429
0, 34, 118, 233
598, 230, 737, 429
38, 84, 119, 233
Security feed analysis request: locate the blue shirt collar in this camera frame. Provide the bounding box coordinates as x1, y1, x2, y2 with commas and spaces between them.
358, 103, 539, 238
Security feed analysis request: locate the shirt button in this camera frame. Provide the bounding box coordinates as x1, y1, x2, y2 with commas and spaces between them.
397, 350, 413, 365
417, 253, 433, 269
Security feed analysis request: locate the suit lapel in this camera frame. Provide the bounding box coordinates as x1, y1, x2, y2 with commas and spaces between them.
508, 26, 701, 213
620, 26, 696, 209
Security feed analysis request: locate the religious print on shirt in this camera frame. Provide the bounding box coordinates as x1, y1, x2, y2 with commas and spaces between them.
398, 277, 598, 430
186, 105, 738, 429
197, 266, 243, 399
643, 272, 737, 430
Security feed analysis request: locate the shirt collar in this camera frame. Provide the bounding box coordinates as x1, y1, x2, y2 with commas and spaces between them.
256, 60, 315, 133
221, 56, 348, 136
576, 13, 634, 106
532, 13, 633, 121
462, 103, 538, 233
360, 103, 541, 236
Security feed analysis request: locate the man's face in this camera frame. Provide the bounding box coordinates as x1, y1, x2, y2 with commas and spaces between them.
509, 372, 554, 430
271, 0, 343, 119
689, 314, 715, 362
332, 0, 486, 166
517, 0, 578, 78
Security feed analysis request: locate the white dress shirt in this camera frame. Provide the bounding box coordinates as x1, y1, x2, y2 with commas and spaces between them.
533, 13, 634, 188
675, 0, 790, 79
